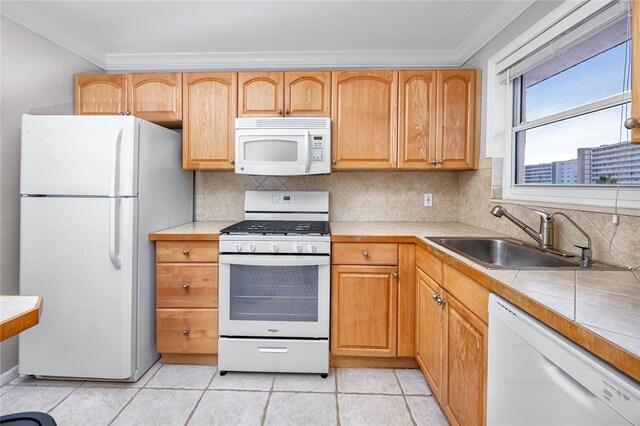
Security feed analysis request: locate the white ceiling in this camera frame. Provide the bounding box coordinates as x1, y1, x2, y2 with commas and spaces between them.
1, 1, 534, 71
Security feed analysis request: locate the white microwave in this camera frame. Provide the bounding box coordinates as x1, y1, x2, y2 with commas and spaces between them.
234, 118, 331, 176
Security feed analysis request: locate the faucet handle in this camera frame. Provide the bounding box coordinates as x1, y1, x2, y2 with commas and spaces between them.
574, 245, 593, 266
530, 208, 553, 222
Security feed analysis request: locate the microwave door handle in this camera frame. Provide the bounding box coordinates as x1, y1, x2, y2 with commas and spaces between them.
304, 129, 311, 173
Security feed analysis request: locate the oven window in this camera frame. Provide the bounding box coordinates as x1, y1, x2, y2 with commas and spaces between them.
244, 139, 298, 162
229, 265, 318, 322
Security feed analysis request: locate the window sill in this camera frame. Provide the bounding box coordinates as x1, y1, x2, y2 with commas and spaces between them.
490, 198, 640, 217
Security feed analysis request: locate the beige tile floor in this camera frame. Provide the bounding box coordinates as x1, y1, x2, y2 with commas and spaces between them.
0, 362, 449, 426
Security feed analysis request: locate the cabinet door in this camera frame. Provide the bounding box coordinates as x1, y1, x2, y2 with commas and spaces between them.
238, 72, 284, 117
127, 73, 182, 126
398, 70, 438, 169
331, 70, 398, 169
331, 265, 397, 357
444, 292, 487, 426
74, 74, 127, 115
436, 69, 477, 170
182, 73, 237, 170
416, 268, 445, 400
284, 71, 331, 117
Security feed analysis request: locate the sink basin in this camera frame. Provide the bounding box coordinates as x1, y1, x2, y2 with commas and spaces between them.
426, 237, 623, 270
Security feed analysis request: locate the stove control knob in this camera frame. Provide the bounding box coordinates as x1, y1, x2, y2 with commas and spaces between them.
247, 243, 256, 253
233, 243, 242, 253
307, 244, 316, 253
293, 243, 302, 253
270, 243, 279, 253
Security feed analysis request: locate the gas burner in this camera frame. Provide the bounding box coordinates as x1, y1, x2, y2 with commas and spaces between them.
221, 220, 329, 236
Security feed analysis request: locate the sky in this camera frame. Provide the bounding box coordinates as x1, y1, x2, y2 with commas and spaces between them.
521, 40, 631, 165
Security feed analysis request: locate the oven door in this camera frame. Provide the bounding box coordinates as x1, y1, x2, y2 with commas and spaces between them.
235, 128, 311, 176
219, 254, 330, 338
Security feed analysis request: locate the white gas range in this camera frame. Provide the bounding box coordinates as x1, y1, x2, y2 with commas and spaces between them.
218, 191, 330, 377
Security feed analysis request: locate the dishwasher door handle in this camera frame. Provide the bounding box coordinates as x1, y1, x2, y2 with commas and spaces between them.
541, 355, 598, 408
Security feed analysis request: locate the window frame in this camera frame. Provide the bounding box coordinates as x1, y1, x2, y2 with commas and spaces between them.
487, 0, 640, 210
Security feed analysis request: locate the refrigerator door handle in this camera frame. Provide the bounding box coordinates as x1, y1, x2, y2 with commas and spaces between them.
109, 128, 123, 197
109, 198, 122, 269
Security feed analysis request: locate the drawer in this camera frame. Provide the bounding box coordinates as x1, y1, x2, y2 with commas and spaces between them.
156, 308, 218, 354
156, 241, 218, 263
218, 338, 329, 374
443, 264, 489, 324
332, 243, 398, 265
416, 246, 443, 283
156, 264, 218, 308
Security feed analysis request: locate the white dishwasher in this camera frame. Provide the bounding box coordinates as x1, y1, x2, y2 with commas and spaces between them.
487, 294, 639, 426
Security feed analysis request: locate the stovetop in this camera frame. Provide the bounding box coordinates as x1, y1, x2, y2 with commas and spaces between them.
220, 220, 330, 236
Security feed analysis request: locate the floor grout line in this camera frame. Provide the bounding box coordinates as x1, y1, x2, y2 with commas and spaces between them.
182, 366, 217, 426
107, 360, 163, 426
393, 369, 418, 426
335, 368, 341, 426
44, 382, 82, 415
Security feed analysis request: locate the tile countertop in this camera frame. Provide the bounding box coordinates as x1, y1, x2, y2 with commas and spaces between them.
150, 220, 640, 380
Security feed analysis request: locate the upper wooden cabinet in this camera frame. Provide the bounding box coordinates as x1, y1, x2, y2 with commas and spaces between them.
332, 70, 398, 169
127, 73, 182, 126
238, 71, 331, 117
74, 74, 127, 115
398, 70, 438, 169
182, 73, 237, 170
399, 69, 478, 170
74, 73, 182, 127
436, 69, 478, 169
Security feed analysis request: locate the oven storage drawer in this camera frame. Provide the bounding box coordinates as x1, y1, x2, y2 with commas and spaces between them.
156, 264, 218, 308
332, 243, 398, 265
218, 338, 329, 374
156, 241, 219, 263
156, 308, 218, 353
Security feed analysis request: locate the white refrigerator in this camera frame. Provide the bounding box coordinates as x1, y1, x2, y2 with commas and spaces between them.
19, 115, 193, 381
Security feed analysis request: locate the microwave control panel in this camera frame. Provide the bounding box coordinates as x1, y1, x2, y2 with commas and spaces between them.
311, 136, 325, 163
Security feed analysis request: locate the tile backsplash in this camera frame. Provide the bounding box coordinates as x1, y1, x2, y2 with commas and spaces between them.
196, 171, 459, 222
197, 161, 638, 268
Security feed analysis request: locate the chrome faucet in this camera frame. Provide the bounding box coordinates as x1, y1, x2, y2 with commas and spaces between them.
490, 205, 593, 267
490, 205, 554, 249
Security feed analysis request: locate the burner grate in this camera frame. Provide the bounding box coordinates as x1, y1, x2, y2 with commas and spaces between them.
221, 220, 329, 236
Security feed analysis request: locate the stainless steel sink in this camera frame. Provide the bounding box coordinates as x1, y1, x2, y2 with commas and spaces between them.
426, 237, 625, 270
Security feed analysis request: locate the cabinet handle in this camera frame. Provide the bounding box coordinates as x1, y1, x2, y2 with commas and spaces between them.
432, 293, 438, 302
285, 109, 290, 115
182, 283, 190, 290
332, 159, 337, 164
430, 159, 436, 164
436, 296, 446, 306
363, 251, 369, 258
125, 111, 131, 116
436, 159, 443, 164
392, 272, 398, 279
183, 249, 190, 256
230, 160, 235, 165
183, 328, 190, 336
278, 109, 283, 115
624, 117, 639, 129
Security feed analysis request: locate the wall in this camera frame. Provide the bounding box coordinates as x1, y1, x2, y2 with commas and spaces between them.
196, 171, 459, 222
0, 17, 102, 382
458, 159, 640, 269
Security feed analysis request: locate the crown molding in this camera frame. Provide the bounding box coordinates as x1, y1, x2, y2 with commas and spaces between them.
104, 50, 462, 72
1, 1, 106, 69
456, 0, 535, 65
2, 0, 531, 72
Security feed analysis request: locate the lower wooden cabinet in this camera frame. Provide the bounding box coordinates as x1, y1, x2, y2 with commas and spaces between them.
443, 292, 488, 426
331, 265, 398, 357
155, 239, 218, 364
416, 267, 445, 400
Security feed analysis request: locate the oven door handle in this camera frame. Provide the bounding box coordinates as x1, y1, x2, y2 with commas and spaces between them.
219, 254, 330, 266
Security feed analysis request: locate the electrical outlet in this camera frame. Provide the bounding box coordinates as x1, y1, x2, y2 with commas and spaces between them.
424, 193, 433, 207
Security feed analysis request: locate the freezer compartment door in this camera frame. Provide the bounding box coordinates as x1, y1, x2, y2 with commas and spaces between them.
19, 196, 137, 380
21, 115, 138, 196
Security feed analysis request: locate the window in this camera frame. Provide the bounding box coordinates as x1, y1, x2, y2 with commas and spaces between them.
513, 11, 637, 186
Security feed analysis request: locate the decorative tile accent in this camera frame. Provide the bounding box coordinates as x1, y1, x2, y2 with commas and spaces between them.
199, 171, 459, 222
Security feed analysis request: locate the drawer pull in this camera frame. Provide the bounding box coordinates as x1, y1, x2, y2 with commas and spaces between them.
182, 283, 190, 290
432, 294, 438, 302
183, 249, 190, 256
258, 346, 289, 353
363, 251, 369, 258
183, 328, 190, 336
